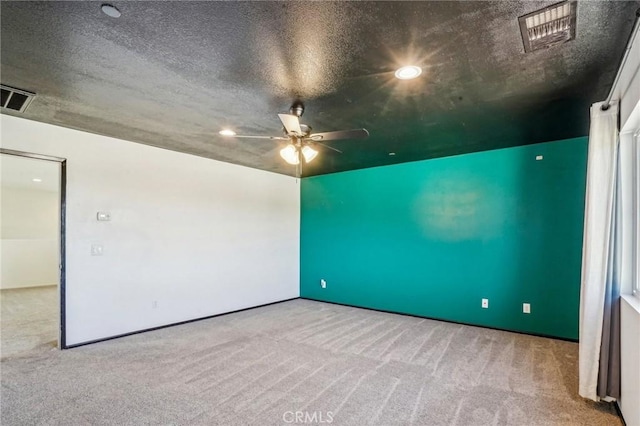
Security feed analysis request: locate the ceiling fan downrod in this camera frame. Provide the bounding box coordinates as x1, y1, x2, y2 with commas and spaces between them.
289, 101, 304, 117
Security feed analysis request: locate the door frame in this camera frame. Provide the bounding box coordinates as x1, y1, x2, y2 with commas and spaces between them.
1, 148, 68, 349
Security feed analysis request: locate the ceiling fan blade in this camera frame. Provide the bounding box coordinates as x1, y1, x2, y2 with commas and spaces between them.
230, 135, 290, 141
308, 129, 369, 142
278, 113, 302, 136
311, 142, 343, 153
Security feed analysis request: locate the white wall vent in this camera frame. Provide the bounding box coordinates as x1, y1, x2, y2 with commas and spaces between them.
519, 1, 577, 53
1, 85, 35, 113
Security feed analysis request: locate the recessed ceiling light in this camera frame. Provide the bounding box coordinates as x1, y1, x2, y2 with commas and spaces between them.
394, 66, 422, 80
219, 129, 236, 136
101, 4, 121, 18
32, 178, 42, 182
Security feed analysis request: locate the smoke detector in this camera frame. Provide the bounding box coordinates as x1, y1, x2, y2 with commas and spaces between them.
519, 1, 577, 53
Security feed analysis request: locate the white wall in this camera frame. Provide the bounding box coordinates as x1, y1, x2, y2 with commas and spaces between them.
616, 21, 640, 426
618, 131, 640, 426
1, 185, 60, 289
621, 296, 640, 426
617, 21, 640, 131
0, 114, 300, 346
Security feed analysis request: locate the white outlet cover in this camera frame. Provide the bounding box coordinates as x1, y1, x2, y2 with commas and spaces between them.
536, 155, 543, 160
481, 298, 489, 308
320, 279, 327, 288
523, 303, 531, 314
97, 212, 111, 221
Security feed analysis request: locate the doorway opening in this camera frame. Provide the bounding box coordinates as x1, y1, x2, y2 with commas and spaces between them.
0, 149, 66, 357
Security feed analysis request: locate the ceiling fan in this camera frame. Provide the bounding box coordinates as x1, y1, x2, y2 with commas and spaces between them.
219, 101, 369, 174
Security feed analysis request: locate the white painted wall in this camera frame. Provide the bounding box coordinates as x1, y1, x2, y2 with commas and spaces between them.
616, 21, 640, 426
621, 296, 640, 426
1, 185, 60, 289
617, 21, 640, 131
0, 115, 300, 346
618, 131, 640, 426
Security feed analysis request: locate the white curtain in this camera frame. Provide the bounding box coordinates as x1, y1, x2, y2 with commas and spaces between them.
579, 101, 620, 401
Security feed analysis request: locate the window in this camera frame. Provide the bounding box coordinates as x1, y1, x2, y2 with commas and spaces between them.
618, 128, 640, 299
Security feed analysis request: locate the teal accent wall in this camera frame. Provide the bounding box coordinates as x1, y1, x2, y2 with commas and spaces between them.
300, 138, 588, 340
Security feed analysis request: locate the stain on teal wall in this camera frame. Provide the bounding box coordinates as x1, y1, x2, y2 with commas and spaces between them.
300, 137, 588, 340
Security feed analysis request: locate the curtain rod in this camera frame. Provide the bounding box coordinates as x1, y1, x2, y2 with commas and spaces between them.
601, 8, 640, 111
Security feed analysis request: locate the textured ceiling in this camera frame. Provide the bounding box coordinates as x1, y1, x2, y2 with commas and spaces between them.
1, 1, 638, 176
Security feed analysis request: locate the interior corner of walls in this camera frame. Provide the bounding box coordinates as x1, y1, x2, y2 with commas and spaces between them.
299, 137, 587, 339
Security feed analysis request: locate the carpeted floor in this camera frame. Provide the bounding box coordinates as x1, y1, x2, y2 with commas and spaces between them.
0, 299, 621, 425
0, 285, 58, 358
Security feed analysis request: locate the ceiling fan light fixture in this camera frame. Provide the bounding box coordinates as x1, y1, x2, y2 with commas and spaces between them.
301, 146, 318, 163
280, 144, 300, 165
219, 129, 236, 136
395, 65, 422, 80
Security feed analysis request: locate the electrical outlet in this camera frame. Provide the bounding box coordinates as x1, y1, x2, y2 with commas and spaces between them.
91, 244, 103, 256
481, 298, 489, 308
96, 211, 111, 221
523, 303, 531, 314
152, 301, 158, 309
320, 279, 327, 289
535, 155, 544, 161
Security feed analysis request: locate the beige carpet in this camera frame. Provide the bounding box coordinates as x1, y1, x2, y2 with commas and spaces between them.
0, 285, 58, 358
1, 299, 621, 425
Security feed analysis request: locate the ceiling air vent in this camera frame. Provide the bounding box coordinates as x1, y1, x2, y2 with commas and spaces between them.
519, 1, 576, 53
1, 85, 35, 112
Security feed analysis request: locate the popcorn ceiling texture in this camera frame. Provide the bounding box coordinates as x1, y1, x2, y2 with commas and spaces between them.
0, 1, 637, 176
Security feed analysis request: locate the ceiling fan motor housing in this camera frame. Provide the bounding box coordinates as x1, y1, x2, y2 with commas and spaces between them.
290, 101, 304, 117
299, 124, 312, 136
